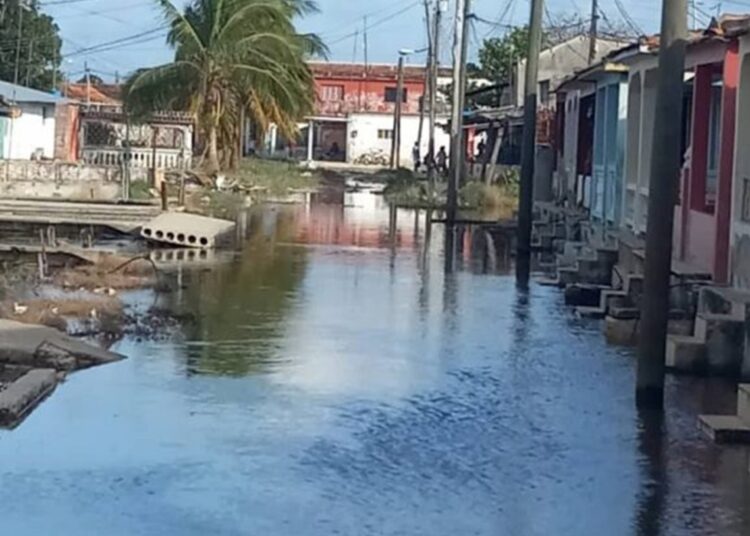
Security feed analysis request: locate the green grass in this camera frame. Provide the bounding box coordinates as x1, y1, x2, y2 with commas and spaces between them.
383, 168, 519, 218
228, 158, 321, 197
129, 179, 153, 201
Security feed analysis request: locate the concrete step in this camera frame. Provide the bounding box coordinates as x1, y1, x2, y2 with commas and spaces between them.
698, 414, 750, 444
665, 335, 707, 373
600, 289, 628, 313
694, 312, 743, 341
738, 384, 750, 425
609, 306, 640, 320
624, 274, 644, 298
693, 313, 745, 377
557, 266, 579, 286
564, 283, 608, 307
576, 305, 606, 319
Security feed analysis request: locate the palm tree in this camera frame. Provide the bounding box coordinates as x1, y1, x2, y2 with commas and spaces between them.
124, 0, 324, 172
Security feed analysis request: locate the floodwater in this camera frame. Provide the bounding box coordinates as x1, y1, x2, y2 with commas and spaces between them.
1, 193, 750, 536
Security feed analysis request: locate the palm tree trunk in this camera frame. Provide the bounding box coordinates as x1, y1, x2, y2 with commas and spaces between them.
207, 124, 220, 173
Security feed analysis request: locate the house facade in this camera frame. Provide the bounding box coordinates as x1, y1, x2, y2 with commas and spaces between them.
556, 62, 628, 225
63, 83, 194, 170
259, 62, 452, 167
0, 80, 61, 160
552, 16, 750, 291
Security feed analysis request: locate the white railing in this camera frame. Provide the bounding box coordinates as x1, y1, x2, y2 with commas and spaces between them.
81, 147, 190, 170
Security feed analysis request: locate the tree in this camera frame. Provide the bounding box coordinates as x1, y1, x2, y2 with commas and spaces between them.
477, 26, 530, 83
124, 0, 324, 172
0, 0, 62, 90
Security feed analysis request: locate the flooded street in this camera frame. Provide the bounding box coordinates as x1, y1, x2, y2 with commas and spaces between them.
1, 193, 750, 535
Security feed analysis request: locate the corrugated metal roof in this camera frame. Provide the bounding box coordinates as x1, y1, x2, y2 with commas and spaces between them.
0, 80, 62, 104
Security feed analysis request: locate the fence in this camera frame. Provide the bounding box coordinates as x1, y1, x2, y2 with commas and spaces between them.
80, 115, 193, 171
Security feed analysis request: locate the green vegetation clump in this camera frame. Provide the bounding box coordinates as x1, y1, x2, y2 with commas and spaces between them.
228, 158, 320, 198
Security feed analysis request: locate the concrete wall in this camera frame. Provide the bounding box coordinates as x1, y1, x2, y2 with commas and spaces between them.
0, 160, 152, 201
346, 113, 450, 168
731, 37, 750, 289
3, 103, 56, 160
622, 54, 659, 235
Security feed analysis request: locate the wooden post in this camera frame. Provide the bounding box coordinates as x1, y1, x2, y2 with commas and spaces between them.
160, 181, 168, 211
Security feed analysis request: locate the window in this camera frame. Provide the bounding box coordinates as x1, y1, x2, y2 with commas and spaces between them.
320, 84, 344, 102
377, 129, 393, 140
42, 106, 49, 123
385, 87, 408, 103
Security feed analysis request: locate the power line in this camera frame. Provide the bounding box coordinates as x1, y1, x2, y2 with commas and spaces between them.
64, 26, 167, 58
613, 0, 645, 36
326, 1, 421, 46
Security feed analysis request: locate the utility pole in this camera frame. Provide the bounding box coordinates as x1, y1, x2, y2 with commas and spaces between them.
25, 37, 34, 87
85, 61, 91, 109
427, 0, 443, 192
516, 0, 545, 286
417, 1, 433, 155
52, 46, 58, 92
636, 0, 688, 408
363, 16, 369, 72
390, 54, 405, 169
446, 0, 471, 225
588, 0, 599, 64
13, 0, 26, 85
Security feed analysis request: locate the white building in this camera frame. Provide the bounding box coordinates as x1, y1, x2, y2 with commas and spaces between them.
0, 80, 61, 160
346, 113, 451, 168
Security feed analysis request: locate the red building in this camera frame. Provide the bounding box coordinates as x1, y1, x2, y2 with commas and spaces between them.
309, 62, 429, 117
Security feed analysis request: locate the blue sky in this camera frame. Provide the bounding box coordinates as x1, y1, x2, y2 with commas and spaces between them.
43, 0, 694, 81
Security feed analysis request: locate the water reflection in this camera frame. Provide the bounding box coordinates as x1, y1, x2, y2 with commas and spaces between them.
634, 408, 667, 536
168, 209, 309, 376
2, 194, 750, 535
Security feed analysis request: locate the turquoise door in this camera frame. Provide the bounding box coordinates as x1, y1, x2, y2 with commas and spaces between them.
0, 116, 8, 158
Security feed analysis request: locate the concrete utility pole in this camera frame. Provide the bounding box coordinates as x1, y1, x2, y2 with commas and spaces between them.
516, 0, 545, 285
417, 1, 432, 154
390, 54, 405, 169
588, 0, 599, 64
427, 0, 443, 192
13, 0, 27, 86
446, 0, 471, 225
636, 0, 688, 408
85, 61, 91, 108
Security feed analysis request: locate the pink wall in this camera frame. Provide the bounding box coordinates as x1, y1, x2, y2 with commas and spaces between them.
674, 40, 739, 281
714, 40, 739, 283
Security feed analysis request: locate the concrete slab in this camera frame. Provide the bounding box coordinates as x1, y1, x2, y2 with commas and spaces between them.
576, 306, 606, 319
0, 369, 57, 428
666, 335, 707, 373
738, 384, 750, 425
0, 320, 124, 371
699, 415, 750, 444
141, 212, 235, 249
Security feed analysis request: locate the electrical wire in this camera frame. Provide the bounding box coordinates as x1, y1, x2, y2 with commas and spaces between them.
326, 1, 421, 46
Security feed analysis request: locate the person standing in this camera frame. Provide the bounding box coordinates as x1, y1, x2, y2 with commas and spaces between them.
436, 146, 448, 176
412, 142, 421, 173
